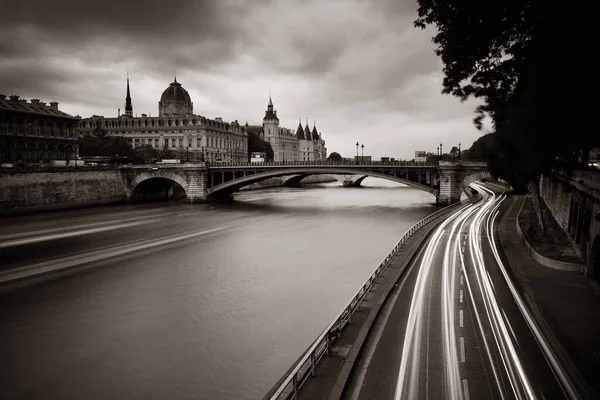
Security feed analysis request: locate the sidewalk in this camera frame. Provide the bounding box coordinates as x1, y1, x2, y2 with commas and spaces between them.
498, 195, 600, 398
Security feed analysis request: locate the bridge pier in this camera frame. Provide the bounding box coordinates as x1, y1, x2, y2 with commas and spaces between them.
186, 173, 207, 203
436, 162, 463, 205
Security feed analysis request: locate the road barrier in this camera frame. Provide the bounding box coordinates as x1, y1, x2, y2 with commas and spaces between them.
263, 196, 478, 400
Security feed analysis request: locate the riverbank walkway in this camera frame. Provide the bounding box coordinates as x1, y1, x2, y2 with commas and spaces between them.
498, 195, 600, 397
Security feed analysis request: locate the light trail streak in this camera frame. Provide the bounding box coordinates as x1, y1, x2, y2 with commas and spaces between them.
486, 197, 580, 399
394, 200, 478, 399
393, 182, 575, 400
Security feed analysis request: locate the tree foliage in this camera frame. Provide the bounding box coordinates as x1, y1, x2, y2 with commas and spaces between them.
415, 1, 596, 189
79, 128, 176, 164
328, 152, 342, 161
247, 131, 274, 161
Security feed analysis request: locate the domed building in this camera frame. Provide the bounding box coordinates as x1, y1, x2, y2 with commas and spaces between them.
78, 76, 248, 163
159, 78, 193, 117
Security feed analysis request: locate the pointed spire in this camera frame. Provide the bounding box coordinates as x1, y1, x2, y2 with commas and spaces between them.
125, 73, 133, 117
295, 118, 305, 140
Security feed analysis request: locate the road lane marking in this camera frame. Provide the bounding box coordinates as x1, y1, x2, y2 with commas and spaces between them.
0, 227, 229, 284
459, 337, 465, 362
346, 242, 422, 400
460, 309, 464, 327
463, 379, 471, 400
460, 275, 463, 285
459, 289, 463, 303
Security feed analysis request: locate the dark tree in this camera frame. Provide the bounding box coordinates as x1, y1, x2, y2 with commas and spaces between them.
328, 152, 342, 161
247, 131, 274, 161
463, 133, 496, 162
415, 1, 597, 189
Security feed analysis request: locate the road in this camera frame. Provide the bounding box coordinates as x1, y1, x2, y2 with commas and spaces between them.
344, 184, 580, 400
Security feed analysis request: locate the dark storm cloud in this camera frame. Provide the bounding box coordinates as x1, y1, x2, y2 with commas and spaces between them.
0, 0, 262, 99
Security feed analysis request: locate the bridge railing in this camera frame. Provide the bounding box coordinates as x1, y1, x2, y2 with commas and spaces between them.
263, 196, 478, 400
206, 160, 438, 167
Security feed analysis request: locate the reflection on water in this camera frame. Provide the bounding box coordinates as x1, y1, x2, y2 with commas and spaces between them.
0, 178, 439, 400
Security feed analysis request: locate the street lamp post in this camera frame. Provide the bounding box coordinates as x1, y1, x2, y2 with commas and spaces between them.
186, 143, 190, 162
440, 143, 443, 161
361, 144, 364, 160
356, 141, 359, 161
282, 143, 285, 162
458, 143, 461, 160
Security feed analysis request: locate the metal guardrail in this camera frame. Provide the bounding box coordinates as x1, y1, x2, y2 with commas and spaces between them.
263, 196, 477, 400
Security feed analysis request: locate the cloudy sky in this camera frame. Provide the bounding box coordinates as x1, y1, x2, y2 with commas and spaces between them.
1, 0, 490, 159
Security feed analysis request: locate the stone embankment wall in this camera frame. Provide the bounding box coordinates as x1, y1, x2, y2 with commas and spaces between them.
0, 167, 127, 215
539, 174, 600, 276
240, 174, 337, 190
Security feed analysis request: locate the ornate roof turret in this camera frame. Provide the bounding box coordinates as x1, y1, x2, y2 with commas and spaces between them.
295, 119, 305, 140
263, 94, 279, 121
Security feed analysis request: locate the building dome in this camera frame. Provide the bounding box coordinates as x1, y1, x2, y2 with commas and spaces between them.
158, 77, 193, 116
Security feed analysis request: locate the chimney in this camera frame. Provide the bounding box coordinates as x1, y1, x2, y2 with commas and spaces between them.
49, 101, 59, 110
9, 95, 19, 102
31, 98, 40, 105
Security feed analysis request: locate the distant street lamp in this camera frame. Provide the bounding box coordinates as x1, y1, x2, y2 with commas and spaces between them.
361, 143, 364, 160
282, 142, 285, 162
458, 143, 462, 160
186, 143, 190, 162
440, 143, 443, 160
356, 141, 359, 161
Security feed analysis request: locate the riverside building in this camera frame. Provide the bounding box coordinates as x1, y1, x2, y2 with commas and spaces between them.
78, 77, 248, 162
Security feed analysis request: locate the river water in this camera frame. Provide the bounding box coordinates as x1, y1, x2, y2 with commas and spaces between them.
0, 178, 437, 400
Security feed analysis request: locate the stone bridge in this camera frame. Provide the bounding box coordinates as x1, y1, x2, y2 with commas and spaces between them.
121, 160, 490, 205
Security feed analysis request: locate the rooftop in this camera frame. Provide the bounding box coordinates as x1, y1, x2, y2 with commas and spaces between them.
0, 95, 76, 119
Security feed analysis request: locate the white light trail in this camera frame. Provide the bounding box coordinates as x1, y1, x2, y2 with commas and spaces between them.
393, 182, 576, 400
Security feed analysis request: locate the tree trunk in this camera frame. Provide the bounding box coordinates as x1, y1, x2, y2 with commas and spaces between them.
530, 177, 546, 234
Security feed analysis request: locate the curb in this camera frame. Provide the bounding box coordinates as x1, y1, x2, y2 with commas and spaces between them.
515, 194, 584, 272
498, 195, 597, 400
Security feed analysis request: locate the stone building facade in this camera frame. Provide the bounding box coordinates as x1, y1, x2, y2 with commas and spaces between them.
0, 95, 79, 165
78, 77, 248, 163
261, 97, 327, 162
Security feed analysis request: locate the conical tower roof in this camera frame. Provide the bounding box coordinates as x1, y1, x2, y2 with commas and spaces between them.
304, 122, 311, 140
295, 119, 305, 140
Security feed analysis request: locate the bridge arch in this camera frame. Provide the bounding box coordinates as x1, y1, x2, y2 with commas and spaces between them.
207, 168, 437, 200
129, 172, 189, 202
461, 170, 493, 195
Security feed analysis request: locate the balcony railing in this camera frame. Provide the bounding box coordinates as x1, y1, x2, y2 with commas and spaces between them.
262, 196, 478, 400
205, 160, 439, 167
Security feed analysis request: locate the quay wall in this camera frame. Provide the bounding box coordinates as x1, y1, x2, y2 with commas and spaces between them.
539, 174, 600, 276
0, 167, 127, 215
